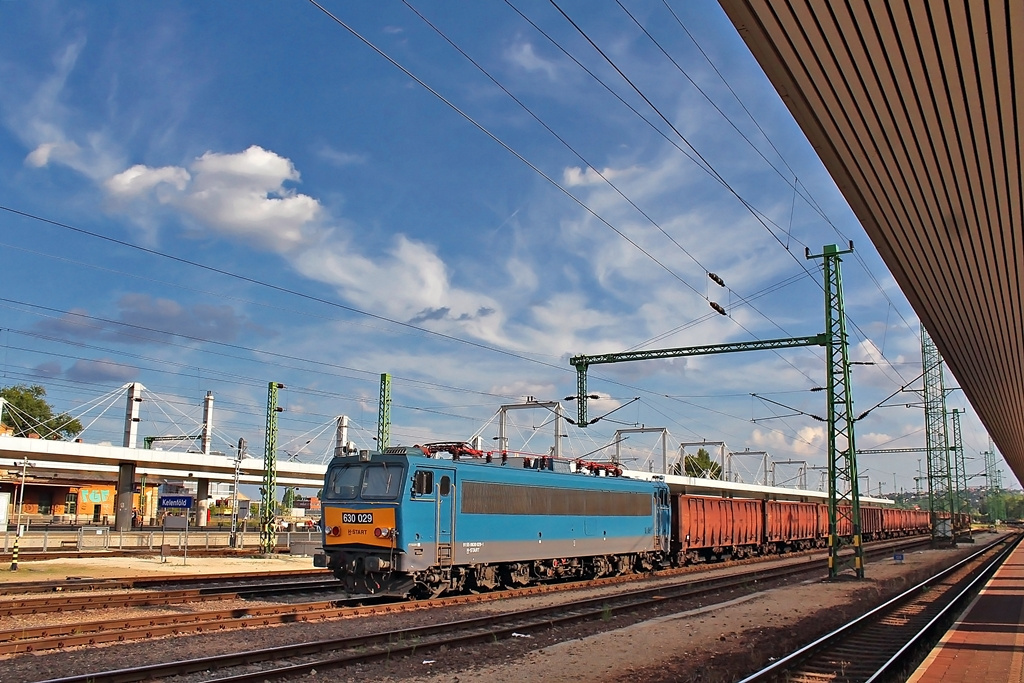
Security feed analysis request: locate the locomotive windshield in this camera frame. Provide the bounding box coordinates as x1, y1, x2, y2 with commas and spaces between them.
325, 463, 404, 501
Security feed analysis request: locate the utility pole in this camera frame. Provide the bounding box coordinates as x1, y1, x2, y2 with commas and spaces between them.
949, 409, 972, 541
807, 465, 829, 492
9, 455, 32, 571
567, 243, 863, 578
983, 437, 1005, 522
231, 437, 245, 549
260, 382, 284, 555
377, 373, 391, 450
807, 242, 864, 579
921, 326, 956, 545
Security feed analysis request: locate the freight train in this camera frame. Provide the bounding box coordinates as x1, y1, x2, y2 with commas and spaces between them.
313, 443, 930, 597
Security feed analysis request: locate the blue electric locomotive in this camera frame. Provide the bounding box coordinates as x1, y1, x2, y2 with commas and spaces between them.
314, 443, 672, 598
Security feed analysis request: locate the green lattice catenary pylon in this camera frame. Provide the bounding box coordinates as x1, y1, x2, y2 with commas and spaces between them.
807, 243, 864, 579
378, 373, 391, 449
570, 244, 865, 579
260, 381, 284, 555
921, 326, 956, 545
949, 408, 972, 541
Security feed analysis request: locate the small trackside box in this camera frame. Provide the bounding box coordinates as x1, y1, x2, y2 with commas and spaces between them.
313, 553, 328, 568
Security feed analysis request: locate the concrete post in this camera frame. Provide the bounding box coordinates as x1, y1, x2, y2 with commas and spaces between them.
196, 479, 210, 527
201, 391, 214, 455
122, 382, 144, 449
334, 415, 350, 456
115, 462, 136, 531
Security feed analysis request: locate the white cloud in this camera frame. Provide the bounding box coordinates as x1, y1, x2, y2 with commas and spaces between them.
190, 145, 298, 187
105, 164, 190, 197
750, 425, 826, 458
563, 165, 624, 187
25, 141, 80, 168
9, 39, 125, 180
505, 41, 558, 80
317, 145, 366, 167
104, 146, 323, 253
293, 233, 506, 337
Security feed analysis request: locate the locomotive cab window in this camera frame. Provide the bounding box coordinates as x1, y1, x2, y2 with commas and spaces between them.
325, 464, 404, 501
361, 464, 403, 500
439, 475, 451, 496
412, 470, 433, 496
326, 465, 362, 500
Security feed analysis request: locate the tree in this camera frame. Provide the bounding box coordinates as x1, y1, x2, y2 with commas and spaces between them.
282, 487, 297, 510
0, 384, 82, 440
683, 447, 722, 479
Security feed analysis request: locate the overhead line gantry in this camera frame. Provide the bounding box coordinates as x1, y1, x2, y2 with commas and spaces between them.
569, 243, 865, 579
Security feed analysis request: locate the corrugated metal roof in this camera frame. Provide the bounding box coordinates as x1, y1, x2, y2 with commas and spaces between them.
719, 0, 1023, 482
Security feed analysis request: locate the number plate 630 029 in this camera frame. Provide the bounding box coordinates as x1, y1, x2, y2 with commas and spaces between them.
342, 512, 373, 524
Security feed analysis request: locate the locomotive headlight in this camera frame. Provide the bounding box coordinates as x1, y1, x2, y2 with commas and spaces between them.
374, 527, 392, 539
330, 526, 341, 537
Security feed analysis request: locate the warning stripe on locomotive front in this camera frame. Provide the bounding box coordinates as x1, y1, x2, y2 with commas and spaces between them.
323, 506, 397, 549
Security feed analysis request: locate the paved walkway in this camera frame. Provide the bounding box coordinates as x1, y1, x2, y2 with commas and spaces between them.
909, 540, 1024, 682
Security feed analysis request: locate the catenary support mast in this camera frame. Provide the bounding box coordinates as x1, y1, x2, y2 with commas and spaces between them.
569, 243, 864, 578
921, 326, 956, 545
260, 382, 284, 555
949, 408, 972, 541
807, 243, 864, 578
378, 373, 391, 449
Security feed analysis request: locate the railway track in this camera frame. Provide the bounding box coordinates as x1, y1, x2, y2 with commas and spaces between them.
0, 546, 291, 564
0, 575, 344, 616
0, 568, 331, 597
31, 537, 932, 681
736, 534, 1020, 682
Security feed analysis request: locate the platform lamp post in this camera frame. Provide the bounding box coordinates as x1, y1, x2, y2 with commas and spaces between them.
10, 456, 33, 571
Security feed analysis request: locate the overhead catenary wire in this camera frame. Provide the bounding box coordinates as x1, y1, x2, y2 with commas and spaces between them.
402, 0, 717, 298
656, 0, 919, 381
510, 1, 913, 390
306, 1, 709, 305
0, 204, 567, 374
332, 1, 819, 386
402, 0, 821, 388
0, 5, 942, 462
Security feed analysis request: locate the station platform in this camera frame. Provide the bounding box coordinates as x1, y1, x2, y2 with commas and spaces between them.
909, 540, 1024, 682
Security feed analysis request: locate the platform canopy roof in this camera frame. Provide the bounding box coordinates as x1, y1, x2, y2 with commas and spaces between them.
719, 1, 1024, 482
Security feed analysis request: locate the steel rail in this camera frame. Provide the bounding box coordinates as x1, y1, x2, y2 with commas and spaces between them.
0, 568, 331, 596
34, 537, 931, 682
8, 559, 803, 656
0, 577, 340, 616
735, 534, 1019, 683
866, 536, 1019, 682
6, 537, 930, 655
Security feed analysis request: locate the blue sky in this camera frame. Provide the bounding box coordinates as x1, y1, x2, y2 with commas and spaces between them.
0, 1, 1012, 494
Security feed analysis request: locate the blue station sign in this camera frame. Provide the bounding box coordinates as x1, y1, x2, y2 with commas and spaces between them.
159, 495, 194, 509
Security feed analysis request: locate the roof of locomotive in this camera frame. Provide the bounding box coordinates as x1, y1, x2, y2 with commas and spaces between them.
326, 445, 892, 505
327, 445, 666, 491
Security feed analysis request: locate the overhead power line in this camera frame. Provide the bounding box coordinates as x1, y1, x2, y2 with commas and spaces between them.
0, 204, 565, 373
